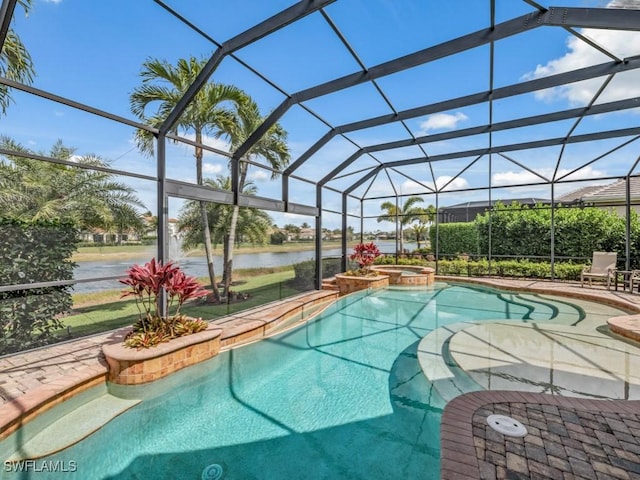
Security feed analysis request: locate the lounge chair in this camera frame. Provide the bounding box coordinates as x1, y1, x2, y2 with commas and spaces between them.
580, 252, 617, 288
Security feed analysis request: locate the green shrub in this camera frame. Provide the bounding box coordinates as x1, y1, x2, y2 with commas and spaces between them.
374, 256, 427, 266
467, 258, 489, 276
292, 260, 316, 290
291, 258, 343, 290
430, 222, 478, 255
474, 202, 629, 262
374, 255, 395, 265
270, 231, 287, 245
322, 257, 343, 277
437, 258, 584, 281
437, 260, 469, 276
0, 219, 79, 355
551, 262, 584, 281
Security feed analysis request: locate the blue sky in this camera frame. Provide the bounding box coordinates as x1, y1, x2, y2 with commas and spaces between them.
5, 0, 640, 231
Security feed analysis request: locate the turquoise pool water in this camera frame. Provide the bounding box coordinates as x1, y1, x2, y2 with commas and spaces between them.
2, 284, 628, 479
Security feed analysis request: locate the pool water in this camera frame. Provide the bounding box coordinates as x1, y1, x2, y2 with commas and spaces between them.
2, 284, 629, 479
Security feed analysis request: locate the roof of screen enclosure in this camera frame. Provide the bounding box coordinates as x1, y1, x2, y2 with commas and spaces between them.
2, 0, 640, 220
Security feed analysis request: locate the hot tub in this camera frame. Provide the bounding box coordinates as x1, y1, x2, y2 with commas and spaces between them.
370, 265, 435, 286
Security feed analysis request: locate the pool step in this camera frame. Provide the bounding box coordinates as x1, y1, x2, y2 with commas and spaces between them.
321, 277, 339, 291
6, 394, 140, 461
417, 321, 484, 406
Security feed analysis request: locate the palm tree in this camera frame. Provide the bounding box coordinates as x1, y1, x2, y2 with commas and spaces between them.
0, 0, 35, 114
219, 96, 290, 293
110, 204, 146, 245
177, 177, 272, 278
0, 137, 146, 230
409, 205, 436, 249
377, 196, 425, 254
129, 56, 246, 303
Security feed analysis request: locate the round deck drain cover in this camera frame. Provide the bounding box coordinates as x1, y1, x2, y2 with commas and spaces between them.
486, 414, 528, 437
202, 464, 223, 480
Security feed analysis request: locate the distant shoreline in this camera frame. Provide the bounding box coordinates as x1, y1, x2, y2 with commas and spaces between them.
72, 241, 356, 263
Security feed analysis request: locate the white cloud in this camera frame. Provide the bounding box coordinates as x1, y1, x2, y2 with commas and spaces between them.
492, 165, 606, 186
419, 112, 468, 132
181, 133, 230, 152
522, 2, 640, 105
43, 0, 63, 3
436, 175, 469, 191
250, 170, 269, 181
395, 176, 470, 194
492, 170, 546, 185
400, 179, 430, 194
608, 0, 640, 9
203, 163, 224, 174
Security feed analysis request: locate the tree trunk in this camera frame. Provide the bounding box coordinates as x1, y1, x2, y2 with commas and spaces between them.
223, 161, 248, 295
222, 233, 229, 284
195, 130, 220, 303
199, 201, 220, 302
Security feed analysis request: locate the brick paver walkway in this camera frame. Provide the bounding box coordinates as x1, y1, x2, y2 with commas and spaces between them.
0, 334, 109, 405
441, 391, 640, 480
0, 290, 337, 438
475, 402, 640, 479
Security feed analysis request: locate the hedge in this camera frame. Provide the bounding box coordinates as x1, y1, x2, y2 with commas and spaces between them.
429, 222, 479, 255
436, 258, 584, 281
291, 257, 343, 290
0, 218, 79, 355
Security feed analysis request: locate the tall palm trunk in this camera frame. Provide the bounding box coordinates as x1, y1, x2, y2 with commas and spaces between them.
223, 160, 248, 295
397, 212, 404, 254
200, 202, 220, 302
195, 131, 220, 303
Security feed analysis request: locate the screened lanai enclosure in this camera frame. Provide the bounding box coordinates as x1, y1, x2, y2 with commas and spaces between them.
1, 0, 640, 353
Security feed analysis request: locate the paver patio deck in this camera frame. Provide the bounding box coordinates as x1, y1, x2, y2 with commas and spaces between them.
435, 277, 640, 479
3, 278, 640, 479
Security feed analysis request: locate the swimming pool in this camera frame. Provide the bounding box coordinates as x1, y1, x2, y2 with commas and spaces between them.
1, 283, 631, 479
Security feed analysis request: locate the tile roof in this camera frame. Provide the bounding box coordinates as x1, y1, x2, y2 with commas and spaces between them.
557, 178, 640, 204
441, 197, 550, 210
556, 184, 608, 203
583, 177, 640, 200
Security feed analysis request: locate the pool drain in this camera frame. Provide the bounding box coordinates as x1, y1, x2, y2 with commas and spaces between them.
486, 414, 528, 437
202, 464, 223, 480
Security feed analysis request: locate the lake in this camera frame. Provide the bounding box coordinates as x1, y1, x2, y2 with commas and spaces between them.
72, 240, 417, 293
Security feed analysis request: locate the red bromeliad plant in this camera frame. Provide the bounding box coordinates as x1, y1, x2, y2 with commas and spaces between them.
119, 258, 209, 348
348, 242, 381, 276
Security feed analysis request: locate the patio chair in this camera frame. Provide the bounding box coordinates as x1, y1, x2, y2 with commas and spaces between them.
580, 252, 617, 288
631, 270, 640, 293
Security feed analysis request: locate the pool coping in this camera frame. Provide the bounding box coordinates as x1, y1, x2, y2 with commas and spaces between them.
0, 289, 338, 440
438, 275, 640, 314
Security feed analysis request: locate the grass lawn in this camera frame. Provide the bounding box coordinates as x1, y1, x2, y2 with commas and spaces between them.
72, 241, 351, 262
61, 269, 299, 339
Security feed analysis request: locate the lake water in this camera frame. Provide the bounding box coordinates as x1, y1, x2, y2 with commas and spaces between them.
73, 249, 330, 293
72, 241, 417, 293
